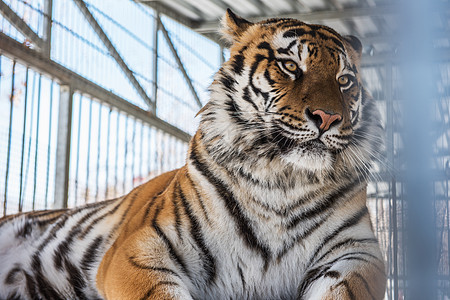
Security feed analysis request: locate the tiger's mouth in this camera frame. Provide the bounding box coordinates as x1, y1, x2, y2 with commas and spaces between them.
272, 132, 328, 154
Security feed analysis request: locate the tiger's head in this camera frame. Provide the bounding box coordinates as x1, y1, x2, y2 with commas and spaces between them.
198, 10, 382, 177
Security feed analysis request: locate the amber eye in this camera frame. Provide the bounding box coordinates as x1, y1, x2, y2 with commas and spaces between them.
283, 60, 298, 72
338, 75, 354, 87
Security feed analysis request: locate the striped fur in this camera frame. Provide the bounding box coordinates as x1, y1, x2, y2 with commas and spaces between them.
0, 10, 386, 300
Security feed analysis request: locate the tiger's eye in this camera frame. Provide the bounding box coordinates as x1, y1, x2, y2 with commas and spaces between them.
338, 75, 350, 86
284, 60, 298, 72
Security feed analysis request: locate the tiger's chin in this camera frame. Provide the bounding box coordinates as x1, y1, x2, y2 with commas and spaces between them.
277, 139, 337, 172
281, 147, 335, 172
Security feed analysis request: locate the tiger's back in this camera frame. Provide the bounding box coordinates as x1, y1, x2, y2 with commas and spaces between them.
0, 10, 386, 300
0, 170, 177, 299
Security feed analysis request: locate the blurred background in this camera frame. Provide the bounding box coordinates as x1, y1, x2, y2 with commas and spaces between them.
0, 0, 448, 299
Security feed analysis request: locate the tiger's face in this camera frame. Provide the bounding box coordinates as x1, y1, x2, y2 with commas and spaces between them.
200, 10, 381, 174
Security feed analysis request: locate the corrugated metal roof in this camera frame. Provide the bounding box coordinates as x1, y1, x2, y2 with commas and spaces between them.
137, 0, 401, 61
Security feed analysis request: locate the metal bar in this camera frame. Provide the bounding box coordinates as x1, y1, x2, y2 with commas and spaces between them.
401, 0, 438, 298
139, 121, 144, 180
105, 107, 111, 198
385, 61, 398, 300
0, 0, 45, 50
114, 111, 120, 195
123, 117, 129, 192
95, 102, 102, 201
220, 45, 225, 65
3, 60, 16, 216
32, 74, 42, 210
44, 79, 54, 208
194, 4, 399, 33
131, 119, 137, 184
136, 1, 199, 29
158, 16, 203, 109
53, 85, 73, 209
85, 99, 93, 203
42, 0, 53, 57
147, 126, 152, 176
22, 72, 37, 212
18, 67, 29, 212
72, 0, 153, 109
0, 32, 191, 142
74, 94, 82, 204
151, 12, 159, 113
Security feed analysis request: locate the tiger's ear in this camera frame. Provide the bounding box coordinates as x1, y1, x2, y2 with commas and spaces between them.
344, 35, 363, 58
221, 9, 253, 44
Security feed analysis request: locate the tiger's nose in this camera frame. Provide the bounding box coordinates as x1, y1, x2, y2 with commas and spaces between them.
310, 109, 342, 132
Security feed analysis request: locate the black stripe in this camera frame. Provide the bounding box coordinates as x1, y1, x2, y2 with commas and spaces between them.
219, 71, 237, 92
286, 180, 361, 229
257, 42, 275, 60
277, 40, 297, 55
189, 139, 272, 265
307, 206, 370, 267
283, 26, 345, 51
140, 281, 179, 300
4, 266, 21, 285
6, 293, 21, 300
172, 188, 183, 240
277, 211, 332, 259
353, 272, 377, 300
54, 205, 105, 270
297, 252, 368, 298
80, 236, 104, 273
80, 194, 134, 239
31, 253, 63, 299
23, 271, 38, 300
265, 91, 287, 111
237, 264, 246, 289
141, 193, 163, 226
297, 264, 332, 298
339, 280, 356, 300
128, 256, 181, 279
315, 240, 381, 269
64, 258, 88, 300
230, 54, 245, 75
224, 98, 244, 120
185, 173, 212, 225
177, 182, 216, 284
283, 28, 309, 38
242, 86, 259, 112
152, 202, 190, 277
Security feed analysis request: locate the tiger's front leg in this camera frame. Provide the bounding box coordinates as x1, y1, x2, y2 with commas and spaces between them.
96, 227, 194, 300
297, 245, 386, 300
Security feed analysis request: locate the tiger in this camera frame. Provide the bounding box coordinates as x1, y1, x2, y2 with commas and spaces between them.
0, 9, 386, 300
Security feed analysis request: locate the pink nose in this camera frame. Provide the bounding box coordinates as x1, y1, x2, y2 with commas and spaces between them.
312, 109, 342, 131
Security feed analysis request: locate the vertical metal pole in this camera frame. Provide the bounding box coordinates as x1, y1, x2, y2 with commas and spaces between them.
74, 95, 83, 203
53, 85, 73, 209
105, 107, 111, 198
3, 60, 16, 216
32, 75, 42, 210
95, 102, 102, 201
400, 0, 438, 298
18, 67, 29, 212
42, 0, 53, 57
151, 11, 159, 114
220, 45, 225, 65
114, 112, 120, 196
85, 100, 93, 203
385, 62, 398, 299
44, 80, 54, 208
123, 116, 129, 192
